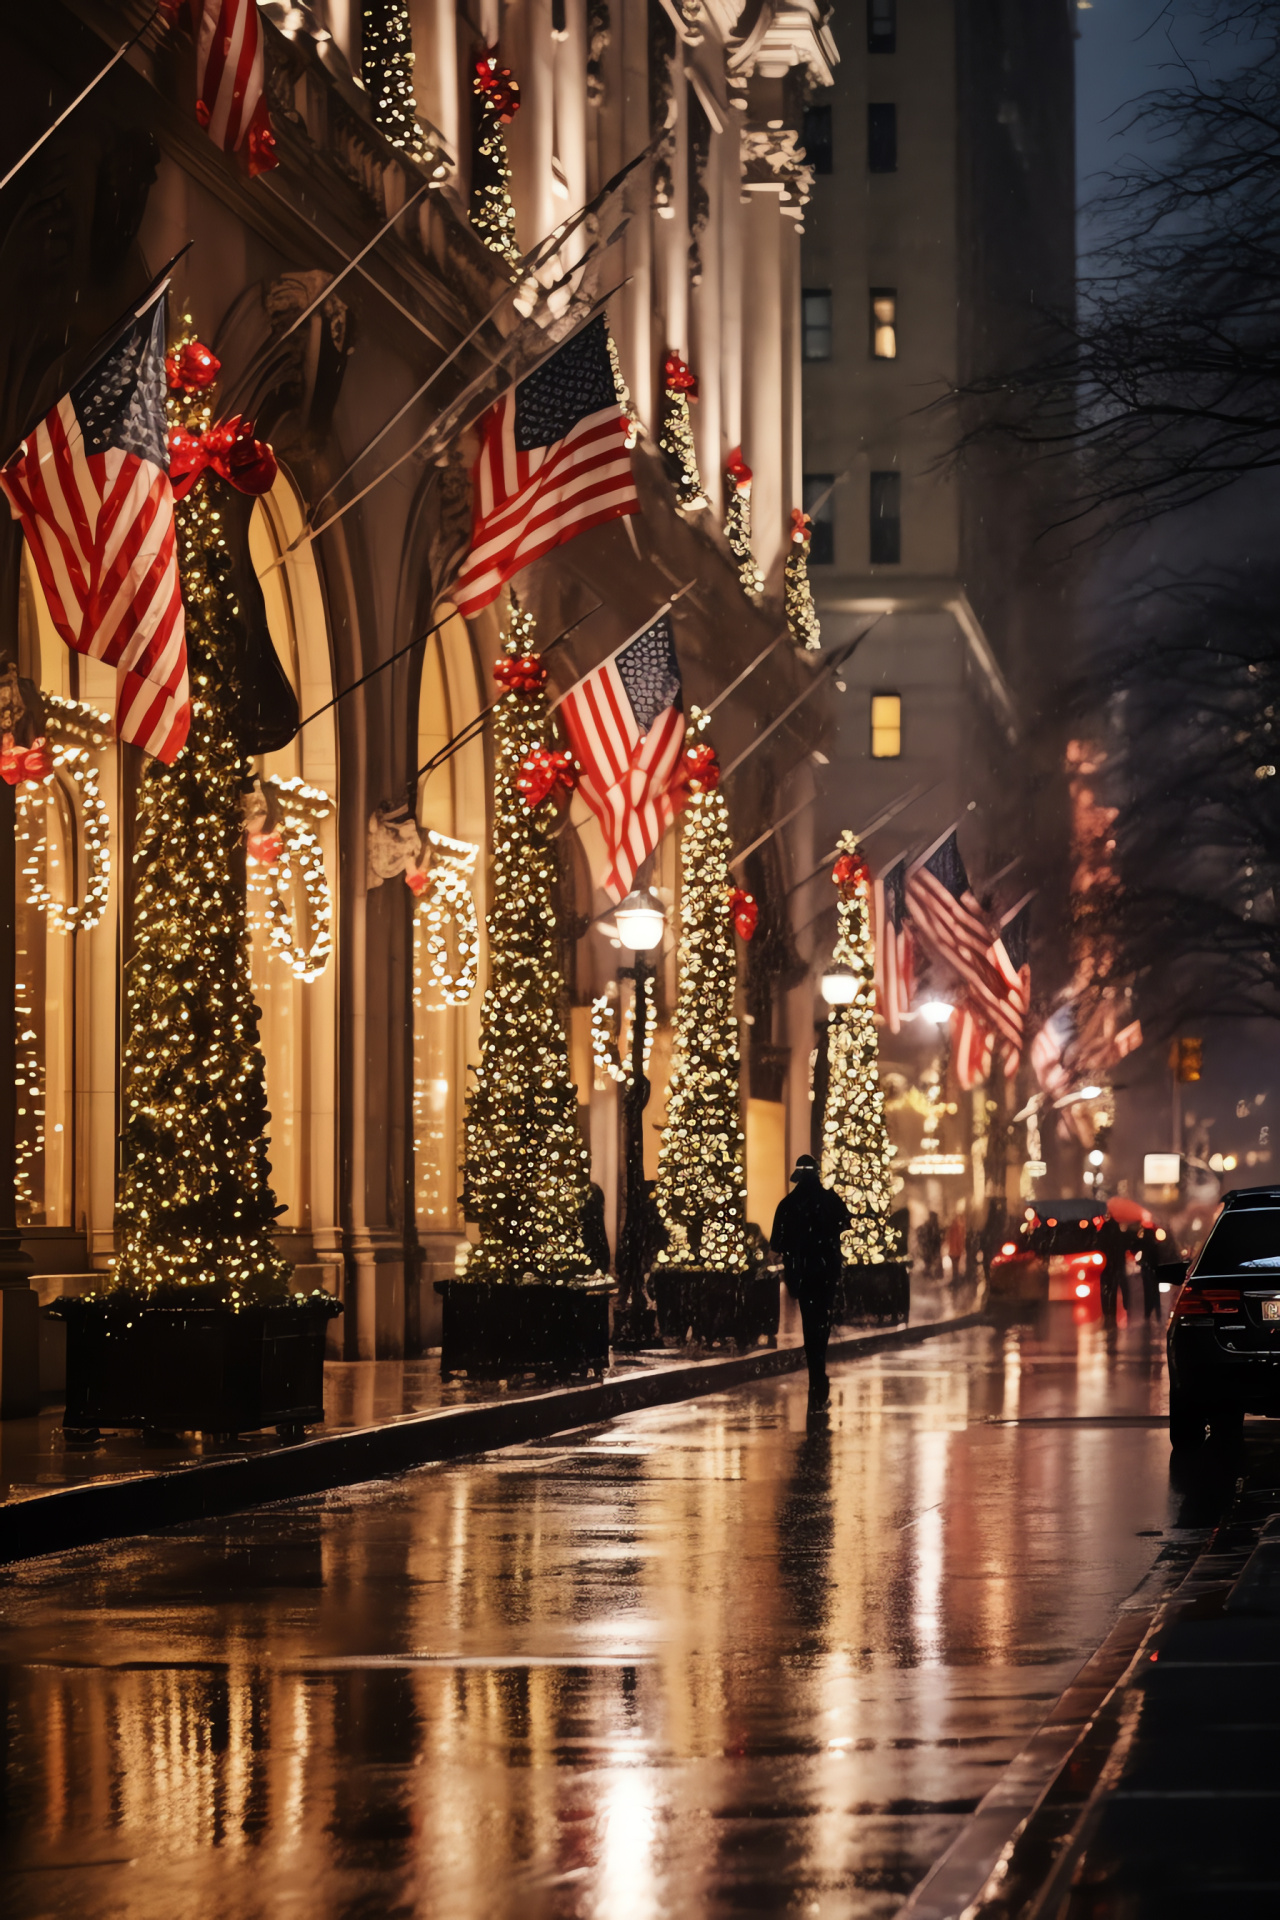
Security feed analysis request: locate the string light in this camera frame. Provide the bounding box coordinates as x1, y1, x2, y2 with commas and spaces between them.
820, 832, 895, 1263
471, 49, 521, 268
654, 719, 749, 1275
415, 829, 480, 1005
785, 509, 822, 650
658, 351, 709, 512
112, 327, 291, 1306
724, 450, 765, 599
361, 0, 430, 159
461, 597, 593, 1284
247, 775, 334, 983
607, 328, 640, 449
591, 974, 655, 1087
16, 697, 111, 935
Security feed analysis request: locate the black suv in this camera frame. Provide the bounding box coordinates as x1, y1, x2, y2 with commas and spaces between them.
1168, 1185, 1280, 1447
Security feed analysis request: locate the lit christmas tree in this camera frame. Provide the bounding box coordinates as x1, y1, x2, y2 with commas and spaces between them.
654, 725, 749, 1274
820, 834, 895, 1264
724, 448, 764, 598
113, 335, 289, 1302
362, 0, 427, 157
658, 350, 709, 511
461, 599, 595, 1283
785, 507, 822, 650
471, 47, 521, 268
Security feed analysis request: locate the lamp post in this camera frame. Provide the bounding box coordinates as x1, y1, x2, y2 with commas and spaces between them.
613, 888, 666, 1347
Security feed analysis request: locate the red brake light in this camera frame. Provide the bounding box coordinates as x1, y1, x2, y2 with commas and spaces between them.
1204, 1289, 1243, 1313
1171, 1283, 1242, 1319
1171, 1282, 1207, 1318
1001, 1242, 1016, 1255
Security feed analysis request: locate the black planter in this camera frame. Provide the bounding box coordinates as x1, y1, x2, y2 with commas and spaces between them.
650, 1268, 691, 1342
51, 1294, 342, 1436
650, 1269, 777, 1349
435, 1278, 610, 1378
838, 1262, 911, 1326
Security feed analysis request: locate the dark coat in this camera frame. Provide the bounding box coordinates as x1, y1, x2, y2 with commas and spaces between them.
770, 1173, 852, 1295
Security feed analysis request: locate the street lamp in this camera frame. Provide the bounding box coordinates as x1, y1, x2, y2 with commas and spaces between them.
820, 965, 857, 1006
920, 999, 953, 1025
613, 890, 666, 1347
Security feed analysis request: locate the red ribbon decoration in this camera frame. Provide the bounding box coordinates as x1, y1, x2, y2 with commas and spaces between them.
790, 506, 812, 545
726, 447, 753, 495
729, 888, 758, 941
0, 733, 50, 786
832, 850, 870, 897
246, 830, 284, 865
168, 416, 279, 502
405, 868, 430, 898
680, 743, 720, 792
516, 749, 577, 810
165, 340, 221, 394
493, 654, 547, 694
474, 48, 521, 122
663, 350, 698, 398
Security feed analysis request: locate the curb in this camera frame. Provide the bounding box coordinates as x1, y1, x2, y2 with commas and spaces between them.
0, 1312, 986, 1566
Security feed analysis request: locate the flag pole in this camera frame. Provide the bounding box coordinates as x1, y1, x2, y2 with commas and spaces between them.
0, 3, 165, 194
717, 618, 883, 781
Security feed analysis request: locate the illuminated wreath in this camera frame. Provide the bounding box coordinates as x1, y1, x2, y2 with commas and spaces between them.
16, 697, 112, 935
414, 830, 480, 1005
249, 777, 334, 983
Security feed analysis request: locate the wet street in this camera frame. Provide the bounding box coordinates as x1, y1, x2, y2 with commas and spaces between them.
0, 1312, 1216, 1919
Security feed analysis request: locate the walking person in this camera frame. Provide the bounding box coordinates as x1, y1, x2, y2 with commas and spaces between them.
770, 1155, 852, 1410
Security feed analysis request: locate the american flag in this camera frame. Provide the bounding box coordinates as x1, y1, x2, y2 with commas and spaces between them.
951, 1002, 994, 1090
453, 316, 639, 619
993, 897, 1033, 1077
192, 0, 277, 173
1031, 1000, 1077, 1099
905, 830, 1023, 1052
0, 299, 190, 764
556, 611, 686, 901
872, 855, 914, 1032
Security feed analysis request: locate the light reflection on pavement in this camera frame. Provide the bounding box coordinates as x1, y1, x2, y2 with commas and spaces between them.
0, 1312, 1189, 1919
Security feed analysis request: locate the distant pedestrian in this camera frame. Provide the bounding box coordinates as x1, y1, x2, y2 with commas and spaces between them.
769, 1155, 852, 1409
581, 1181, 612, 1274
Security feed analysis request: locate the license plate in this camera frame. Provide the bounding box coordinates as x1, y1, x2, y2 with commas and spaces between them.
1264, 1301, 1280, 1322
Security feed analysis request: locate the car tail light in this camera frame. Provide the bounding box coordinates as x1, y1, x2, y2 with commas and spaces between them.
1172, 1284, 1242, 1320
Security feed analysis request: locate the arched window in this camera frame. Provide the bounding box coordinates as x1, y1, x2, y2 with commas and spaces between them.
247, 472, 339, 1282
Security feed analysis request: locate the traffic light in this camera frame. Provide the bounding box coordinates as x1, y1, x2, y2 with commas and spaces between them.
1174, 1037, 1203, 1083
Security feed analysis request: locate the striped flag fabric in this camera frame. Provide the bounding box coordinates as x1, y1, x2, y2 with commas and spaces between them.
192, 0, 277, 174
905, 830, 1023, 1053
556, 611, 686, 901
993, 896, 1033, 1077
0, 298, 190, 764
453, 316, 640, 619
872, 855, 914, 1032
951, 1002, 994, 1090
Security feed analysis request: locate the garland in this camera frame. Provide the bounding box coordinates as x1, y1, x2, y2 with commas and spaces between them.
590, 973, 655, 1087
247, 777, 334, 984
724, 448, 764, 599
785, 507, 822, 650
415, 829, 480, 1005
658, 350, 708, 511
471, 47, 521, 268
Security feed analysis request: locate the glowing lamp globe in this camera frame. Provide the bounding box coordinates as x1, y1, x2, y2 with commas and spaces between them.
920, 999, 953, 1025
1079, 1085, 1102, 1100
820, 966, 857, 1006
614, 889, 666, 952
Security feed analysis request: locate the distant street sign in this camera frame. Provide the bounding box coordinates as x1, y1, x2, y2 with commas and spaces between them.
1144, 1153, 1181, 1186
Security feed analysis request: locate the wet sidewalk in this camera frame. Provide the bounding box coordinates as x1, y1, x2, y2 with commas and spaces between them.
0, 1282, 983, 1562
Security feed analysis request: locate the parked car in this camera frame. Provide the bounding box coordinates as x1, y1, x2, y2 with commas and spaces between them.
1167, 1184, 1280, 1447
989, 1201, 1123, 1309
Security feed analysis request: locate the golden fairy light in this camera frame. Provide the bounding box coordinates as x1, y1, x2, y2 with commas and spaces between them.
820, 832, 895, 1263
785, 508, 822, 651
112, 330, 291, 1304
724, 450, 765, 600
658, 352, 709, 512
246, 775, 334, 984
414, 829, 480, 1005
654, 718, 749, 1275
16, 696, 112, 935
460, 598, 594, 1283
591, 973, 655, 1087
471, 49, 521, 269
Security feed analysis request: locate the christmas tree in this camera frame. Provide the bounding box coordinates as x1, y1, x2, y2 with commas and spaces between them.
658, 351, 709, 512
724, 449, 764, 599
785, 508, 821, 650
362, 0, 427, 158
654, 725, 749, 1274
471, 48, 521, 268
460, 600, 594, 1283
820, 834, 895, 1264
113, 336, 290, 1302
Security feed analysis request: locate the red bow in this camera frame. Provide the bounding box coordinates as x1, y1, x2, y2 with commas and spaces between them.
168, 416, 278, 501
664, 351, 698, 398
405, 868, 430, 898
726, 447, 752, 494
0, 734, 51, 786
246, 830, 283, 865
680, 743, 720, 792
474, 48, 521, 121
729, 887, 758, 941
832, 851, 869, 896
166, 339, 221, 394
516, 749, 577, 810
790, 507, 812, 545
493, 654, 547, 694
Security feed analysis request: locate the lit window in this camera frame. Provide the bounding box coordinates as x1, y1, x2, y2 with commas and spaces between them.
803, 473, 835, 565
803, 289, 833, 361
871, 288, 897, 359
802, 103, 832, 175
871, 693, 902, 758
868, 103, 897, 174
868, 0, 896, 52
869, 469, 901, 564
